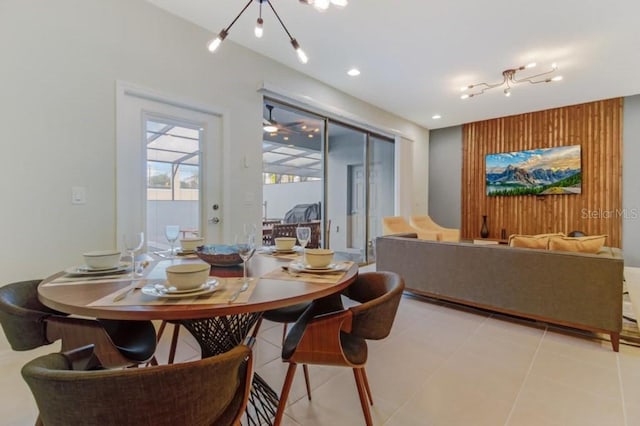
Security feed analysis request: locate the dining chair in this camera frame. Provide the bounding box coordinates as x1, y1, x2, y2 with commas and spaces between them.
21, 343, 253, 426
251, 302, 314, 400
0, 280, 157, 368
274, 271, 404, 426
271, 222, 321, 248
155, 319, 183, 364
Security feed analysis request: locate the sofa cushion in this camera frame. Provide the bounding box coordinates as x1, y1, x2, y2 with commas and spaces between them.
508, 233, 565, 249
548, 235, 607, 254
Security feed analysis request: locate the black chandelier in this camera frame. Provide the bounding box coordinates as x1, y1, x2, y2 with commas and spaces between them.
207, 0, 313, 63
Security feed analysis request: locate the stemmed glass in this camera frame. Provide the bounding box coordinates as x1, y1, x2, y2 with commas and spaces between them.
165, 225, 180, 258
296, 226, 311, 251
235, 232, 256, 284
123, 232, 144, 277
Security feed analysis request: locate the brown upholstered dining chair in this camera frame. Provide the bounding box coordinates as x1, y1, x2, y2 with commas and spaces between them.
274, 271, 404, 426
0, 280, 157, 368
21, 344, 253, 426
271, 222, 321, 248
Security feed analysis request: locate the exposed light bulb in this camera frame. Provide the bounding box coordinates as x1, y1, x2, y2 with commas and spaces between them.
347, 68, 361, 77
525, 62, 537, 69
432, 114, 442, 120
551, 75, 563, 82
551, 62, 558, 69
263, 125, 278, 133
460, 93, 470, 100
331, 0, 348, 7
291, 39, 308, 63
207, 29, 228, 52
504, 88, 511, 97
254, 18, 264, 38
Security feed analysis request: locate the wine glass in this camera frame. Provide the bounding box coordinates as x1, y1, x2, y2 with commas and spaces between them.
235, 233, 256, 284
296, 226, 311, 251
165, 225, 180, 258
123, 232, 144, 277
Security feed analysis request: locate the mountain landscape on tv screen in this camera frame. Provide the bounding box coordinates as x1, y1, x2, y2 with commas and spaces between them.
485, 145, 582, 196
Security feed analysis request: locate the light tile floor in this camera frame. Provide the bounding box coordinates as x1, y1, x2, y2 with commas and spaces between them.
2, 275, 640, 425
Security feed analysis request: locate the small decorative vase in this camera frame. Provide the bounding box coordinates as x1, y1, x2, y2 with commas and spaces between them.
480, 215, 489, 238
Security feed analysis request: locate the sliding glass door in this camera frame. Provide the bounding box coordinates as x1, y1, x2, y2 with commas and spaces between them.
262, 99, 394, 264
326, 123, 394, 263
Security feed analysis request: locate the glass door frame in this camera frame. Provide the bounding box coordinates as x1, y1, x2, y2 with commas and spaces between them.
263, 97, 395, 264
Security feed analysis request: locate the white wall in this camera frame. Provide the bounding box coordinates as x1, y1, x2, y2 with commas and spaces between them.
623, 94, 640, 267
262, 182, 322, 219
0, 0, 429, 283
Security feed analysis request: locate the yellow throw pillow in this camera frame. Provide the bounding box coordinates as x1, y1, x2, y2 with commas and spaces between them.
508, 233, 565, 249
508, 234, 550, 249
548, 235, 607, 254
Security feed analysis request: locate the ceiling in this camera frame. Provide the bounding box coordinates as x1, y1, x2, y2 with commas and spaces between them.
146, 0, 640, 129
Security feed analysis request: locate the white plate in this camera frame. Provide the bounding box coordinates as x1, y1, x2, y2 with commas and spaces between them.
141, 280, 219, 299
176, 249, 196, 256
288, 262, 347, 274
64, 263, 129, 276
154, 281, 216, 294
264, 246, 300, 255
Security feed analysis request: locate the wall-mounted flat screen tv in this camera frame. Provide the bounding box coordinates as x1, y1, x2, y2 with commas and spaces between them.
486, 145, 582, 196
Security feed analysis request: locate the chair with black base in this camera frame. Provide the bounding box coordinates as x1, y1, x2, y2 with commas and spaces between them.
0, 279, 157, 368
21, 343, 253, 426
274, 271, 404, 426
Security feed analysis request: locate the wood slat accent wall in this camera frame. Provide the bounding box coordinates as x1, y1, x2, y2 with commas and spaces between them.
461, 98, 623, 247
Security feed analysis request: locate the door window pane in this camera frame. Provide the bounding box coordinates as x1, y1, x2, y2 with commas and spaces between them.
145, 118, 201, 251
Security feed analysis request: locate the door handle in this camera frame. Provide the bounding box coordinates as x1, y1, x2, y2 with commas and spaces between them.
209, 217, 220, 224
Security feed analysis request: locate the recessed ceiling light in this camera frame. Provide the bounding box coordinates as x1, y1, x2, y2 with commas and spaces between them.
432, 114, 442, 120
347, 68, 361, 77
308, 134, 314, 138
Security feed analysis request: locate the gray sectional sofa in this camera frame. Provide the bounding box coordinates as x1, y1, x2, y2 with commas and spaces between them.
375, 233, 624, 351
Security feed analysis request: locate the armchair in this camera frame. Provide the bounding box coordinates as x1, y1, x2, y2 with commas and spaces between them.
410, 215, 460, 242
382, 216, 439, 241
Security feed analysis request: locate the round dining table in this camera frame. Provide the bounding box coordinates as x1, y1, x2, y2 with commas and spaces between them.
38, 251, 358, 425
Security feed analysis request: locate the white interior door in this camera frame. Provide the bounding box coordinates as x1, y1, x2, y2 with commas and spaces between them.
116, 83, 223, 250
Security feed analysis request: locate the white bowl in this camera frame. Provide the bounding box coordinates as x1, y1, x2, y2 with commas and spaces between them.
304, 249, 334, 268
275, 237, 296, 251
83, 250, 121, 270
166, 263, 210, 290
180, 238, 205, 252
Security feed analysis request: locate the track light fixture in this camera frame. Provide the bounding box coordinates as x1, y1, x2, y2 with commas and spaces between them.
207, 0, 309, 64
460, 62, 563, 99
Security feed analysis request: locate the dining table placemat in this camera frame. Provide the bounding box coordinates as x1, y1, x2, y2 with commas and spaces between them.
261, 261, 353, 284
43, 275, 138, 287
87, 276, 258, 307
